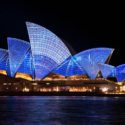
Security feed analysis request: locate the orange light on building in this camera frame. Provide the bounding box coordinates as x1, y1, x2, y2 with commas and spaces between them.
0, 70, 7, 75
22, 87, 29, 92
15, 72, 32, 81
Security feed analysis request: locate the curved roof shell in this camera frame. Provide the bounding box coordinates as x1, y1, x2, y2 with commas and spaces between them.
52, 56, 86, 76
73, 48, 114, 79
17, 47, 35, 79
0, 49, 7, 61
0, 22, 118, 81
8, 38, 32, 77
0, 49, 10, 76
98, 63, 115, 78
26, 22, 71, 79
115, 64, 125, 82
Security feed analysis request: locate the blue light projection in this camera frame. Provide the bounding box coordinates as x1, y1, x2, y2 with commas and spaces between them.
0, 49, 7, 60
17, 47, 35, 79
115, 64, 125, 82
52, 56, 86, 76
66, 57, 86, 76
73, 48, 114, 79
26, 22, 71, 79
8, 38, 31, 77
98, 63, 115, 78
0, 49, 10, 76
52, 56, 72, 76
108, 68, 116, 77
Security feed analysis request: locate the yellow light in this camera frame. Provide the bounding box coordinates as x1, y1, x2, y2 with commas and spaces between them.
0, 70, 7, 75
15, 72, 32, 81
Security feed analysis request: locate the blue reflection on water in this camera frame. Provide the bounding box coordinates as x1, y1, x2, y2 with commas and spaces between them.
0, 96, 125, 125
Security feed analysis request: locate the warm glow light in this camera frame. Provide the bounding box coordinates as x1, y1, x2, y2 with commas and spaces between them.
0, 70, 7, 75
15, 72, 32, 81
57, 86, 58, 92
25, 87, 26, 92
102, 87, 108, 92
23, 87, 29, 92
31, 83, 37, 85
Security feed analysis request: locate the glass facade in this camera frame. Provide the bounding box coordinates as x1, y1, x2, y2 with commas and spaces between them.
26, 22, 71, 79
98, 63, 115, 78
73, 48, 114, 79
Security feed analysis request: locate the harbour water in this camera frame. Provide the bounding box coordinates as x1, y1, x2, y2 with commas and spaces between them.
0, 96, 125, 125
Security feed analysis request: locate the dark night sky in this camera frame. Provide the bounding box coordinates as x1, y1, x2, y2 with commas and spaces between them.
0, 0, 125, 66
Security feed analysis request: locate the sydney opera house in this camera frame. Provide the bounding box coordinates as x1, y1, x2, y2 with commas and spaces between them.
0, 22, 125, 93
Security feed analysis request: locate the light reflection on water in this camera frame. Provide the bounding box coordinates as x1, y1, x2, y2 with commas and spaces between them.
0, 96, 125, 125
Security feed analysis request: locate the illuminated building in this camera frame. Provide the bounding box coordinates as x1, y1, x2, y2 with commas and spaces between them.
115, 64, 125, 82
26, 22, 71, 79
52, 56, 86, 76
0, 49, 10, 76
98, 63, 115, 78
8, 38, 34, 78
0, 22, 125, 93
73, 48, 114, 78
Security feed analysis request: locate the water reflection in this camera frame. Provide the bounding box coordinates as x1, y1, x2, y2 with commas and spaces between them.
0, 96, 125, 125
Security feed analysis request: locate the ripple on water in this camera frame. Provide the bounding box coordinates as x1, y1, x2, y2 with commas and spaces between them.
0, 96, 125, 125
